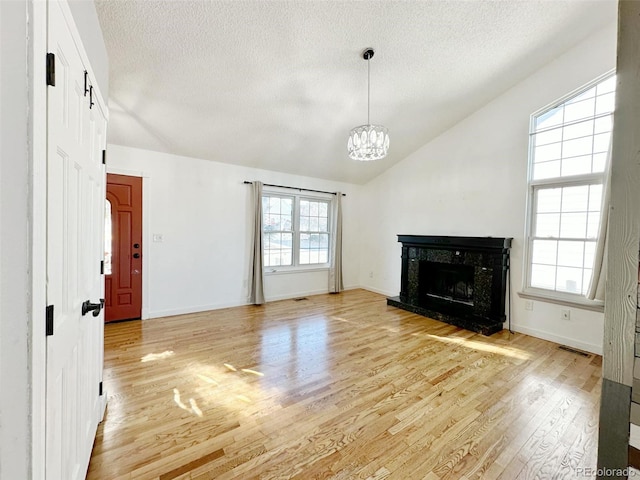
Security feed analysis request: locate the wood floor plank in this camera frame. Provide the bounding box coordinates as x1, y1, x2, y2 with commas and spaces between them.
87, 289, 601, 479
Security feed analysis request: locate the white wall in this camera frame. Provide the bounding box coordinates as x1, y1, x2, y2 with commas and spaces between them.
106, 144, 362, 319
358, 24, 617, 355
0, 1, 31, 478
67, 0, 108, 98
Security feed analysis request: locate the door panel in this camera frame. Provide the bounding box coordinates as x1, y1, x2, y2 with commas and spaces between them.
46, 1, 107, 478
105, 174, 143, 322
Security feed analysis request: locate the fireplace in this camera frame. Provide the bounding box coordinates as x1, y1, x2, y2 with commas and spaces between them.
420, 261, 475, 306
387, 235, 512, 335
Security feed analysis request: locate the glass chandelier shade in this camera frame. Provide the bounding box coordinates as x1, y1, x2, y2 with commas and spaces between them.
347, 125, 389, 161
348, 48, 389, 161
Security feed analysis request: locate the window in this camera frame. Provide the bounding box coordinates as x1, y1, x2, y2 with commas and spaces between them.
262, 193, 330, 269
525, 74, 615, 298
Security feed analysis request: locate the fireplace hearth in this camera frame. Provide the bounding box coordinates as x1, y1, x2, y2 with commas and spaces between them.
387, 235, 512, 335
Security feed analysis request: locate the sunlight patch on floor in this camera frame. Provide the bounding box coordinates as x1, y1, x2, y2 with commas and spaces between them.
140, 350, 174, 362
423, 334, 531, 360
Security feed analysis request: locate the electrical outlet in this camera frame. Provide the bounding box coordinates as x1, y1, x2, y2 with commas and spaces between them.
561, 309, 571, 321
525, 300, 533, 311
369, 271, 374, 278
153, 233, 163, 242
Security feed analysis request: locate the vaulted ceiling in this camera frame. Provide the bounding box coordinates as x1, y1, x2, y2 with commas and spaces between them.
95, 0, 617, 184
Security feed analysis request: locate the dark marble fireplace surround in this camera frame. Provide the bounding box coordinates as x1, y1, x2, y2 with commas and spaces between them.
387, 235, 512, 335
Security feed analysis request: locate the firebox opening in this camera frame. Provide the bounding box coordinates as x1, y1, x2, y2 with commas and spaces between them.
420, 261, 475, 306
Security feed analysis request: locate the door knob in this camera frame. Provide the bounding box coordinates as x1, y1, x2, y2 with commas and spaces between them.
133, 253, 140, 259
133, 243, 140, 248
82, 300, 103, 317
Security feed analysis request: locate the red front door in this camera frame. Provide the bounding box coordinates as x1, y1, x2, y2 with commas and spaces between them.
105, 174, 143, 322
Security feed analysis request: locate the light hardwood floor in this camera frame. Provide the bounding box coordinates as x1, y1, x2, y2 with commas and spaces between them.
87, 289, 601, 479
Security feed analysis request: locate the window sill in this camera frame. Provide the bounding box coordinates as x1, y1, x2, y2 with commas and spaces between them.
264, 266, 330, 276
518, 289, 604, 313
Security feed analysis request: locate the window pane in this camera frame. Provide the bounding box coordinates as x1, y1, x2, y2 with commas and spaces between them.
535, 143, 561, 163
584, 241, 596, 269
587, 212, 600, 238
595, 92, 615, 115
300, 233, 310, 248
309, 202, 319, 216
319, 250, 328, 263
534, 129, 562, 146
319, 234, 329, 248
300, 216, 309, 231
562, 136, 593, 158
594, 115, 613, 134
537, 188, 561, 213
561, 185, 589, 212
562, 120, 593, 141
533, 161, 561, 180
282, 198, 293, 215
557, 241, 584, 268
588, 185, 602, 211
281, 249, 292, 266
310, 217, 319, 231
309, 250, 319, 264
597, 76, 616, 95
535, 213, 560, 237
561, 155, 592, 177
592, 152, 607, 173
593, 132, 611, 154
532, 239, 557, 265
536, 106, 563, 130
566, 87, 596, 104
563, 98, 595, 123
319, 218, 328, 232
300, 200, 309, 216
560, 212, 587, 238
282, 215, 292, 230
300, 249, 310, 264
269, 197, 281, 214
556, 266, 582, 294
531, 264, 556, 290
319, 203, 328, 216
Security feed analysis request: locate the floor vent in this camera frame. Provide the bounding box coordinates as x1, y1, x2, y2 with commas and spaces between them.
293, 297, 309, 302
558, 345, 591, 357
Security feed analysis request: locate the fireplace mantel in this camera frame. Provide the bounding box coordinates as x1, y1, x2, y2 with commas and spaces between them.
387, 235, 512, 335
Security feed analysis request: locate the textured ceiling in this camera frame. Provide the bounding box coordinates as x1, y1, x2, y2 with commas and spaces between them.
95, 0, 617, 184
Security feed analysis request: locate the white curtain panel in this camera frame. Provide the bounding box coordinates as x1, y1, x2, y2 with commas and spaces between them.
329, 193, 344, 293
249, 181, 265, 305
587, 146, 612, 301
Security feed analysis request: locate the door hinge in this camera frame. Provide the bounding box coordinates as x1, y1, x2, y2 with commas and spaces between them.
99, 381, 103, 396
46, 53, 55, 86
46, 305, 54, 336
84, 70, 89, 96
102, 149, 106, 165
100, 260, 104, 275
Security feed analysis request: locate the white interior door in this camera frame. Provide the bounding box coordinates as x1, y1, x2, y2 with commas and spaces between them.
45, 1, 107, 478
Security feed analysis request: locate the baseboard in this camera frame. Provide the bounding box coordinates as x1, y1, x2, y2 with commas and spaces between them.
265, 288, 331, 302
355, 285, 397, 297
511, 324, 602, 355
149, 300, 249, 319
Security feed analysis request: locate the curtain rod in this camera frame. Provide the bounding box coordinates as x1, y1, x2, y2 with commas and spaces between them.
243, 181, 346, 197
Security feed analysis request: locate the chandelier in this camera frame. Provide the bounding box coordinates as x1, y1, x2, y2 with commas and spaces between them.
348, 48, 389, 161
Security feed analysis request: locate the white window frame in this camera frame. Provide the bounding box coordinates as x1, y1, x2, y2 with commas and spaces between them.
522, 71, 614, 309
262, 189, 332, 274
